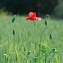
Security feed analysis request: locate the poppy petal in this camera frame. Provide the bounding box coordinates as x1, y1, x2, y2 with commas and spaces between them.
29, 12, 36, 18
26, 12, 42, 21
26, 17, 30, 20
36, 17, 42, 20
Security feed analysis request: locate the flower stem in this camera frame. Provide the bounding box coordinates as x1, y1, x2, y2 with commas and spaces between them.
45, 52, 47, 63
49, 52, 55, 63
33, 21, 35, 27
42, 27, 48, 33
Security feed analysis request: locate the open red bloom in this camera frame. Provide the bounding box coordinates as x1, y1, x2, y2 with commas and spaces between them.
26, 12, 41, 21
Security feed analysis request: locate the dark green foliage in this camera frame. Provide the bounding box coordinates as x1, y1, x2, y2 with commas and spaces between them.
0, 0, 58, 15
53, 2, 63, 19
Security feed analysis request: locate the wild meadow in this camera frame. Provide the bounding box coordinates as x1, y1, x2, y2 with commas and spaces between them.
0, 15, 63, 63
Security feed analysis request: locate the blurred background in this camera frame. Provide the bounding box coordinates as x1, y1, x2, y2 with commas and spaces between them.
0, 0, 63, 19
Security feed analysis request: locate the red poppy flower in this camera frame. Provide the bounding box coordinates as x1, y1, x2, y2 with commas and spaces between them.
26, 12, 41, 21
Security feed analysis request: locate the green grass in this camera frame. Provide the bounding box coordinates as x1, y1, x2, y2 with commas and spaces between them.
0, 15, 63, 63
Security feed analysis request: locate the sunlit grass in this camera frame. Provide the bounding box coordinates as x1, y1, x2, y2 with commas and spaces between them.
0, 15, 63, 63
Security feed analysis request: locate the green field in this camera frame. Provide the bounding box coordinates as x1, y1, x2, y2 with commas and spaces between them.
0, 15, 63, 63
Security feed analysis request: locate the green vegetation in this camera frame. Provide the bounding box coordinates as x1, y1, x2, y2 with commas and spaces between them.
0, 15, 63, 63
0, 0, 58, 15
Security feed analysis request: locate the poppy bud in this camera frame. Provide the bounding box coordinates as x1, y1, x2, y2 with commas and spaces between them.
13, 30, 15, 35
46, 14, 49, 18
45, 20, 47, 26
12, 15, 16, 23
27, 51, 31, 55
52, 48, 57, 53
24, 47, 26, 51
50, 34, 53, 39
34, 57, 38, 62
